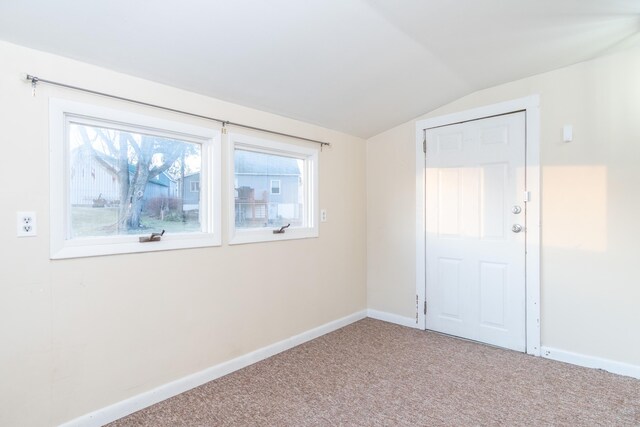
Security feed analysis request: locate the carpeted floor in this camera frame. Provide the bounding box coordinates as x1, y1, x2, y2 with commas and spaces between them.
109, 318, 640, 426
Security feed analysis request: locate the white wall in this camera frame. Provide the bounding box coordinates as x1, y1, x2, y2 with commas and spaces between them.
0, 41, 367, 426
367, 44, 640, 367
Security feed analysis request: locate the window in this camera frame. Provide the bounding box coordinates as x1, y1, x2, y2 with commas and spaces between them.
270, 179, 281, 195
228, 133, 318, 244
50, 99, 221, 259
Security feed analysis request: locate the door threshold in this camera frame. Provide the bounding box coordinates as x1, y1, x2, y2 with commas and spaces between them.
423, 328, 526, 354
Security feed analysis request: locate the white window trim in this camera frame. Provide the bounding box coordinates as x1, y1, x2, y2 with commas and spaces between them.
190, 181, 200, 192
270, 179, 281, 195
227, 133, 318, 245
50, 98, 222, 259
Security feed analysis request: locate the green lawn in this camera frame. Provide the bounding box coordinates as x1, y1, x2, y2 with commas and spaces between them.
71, 207, 200, 237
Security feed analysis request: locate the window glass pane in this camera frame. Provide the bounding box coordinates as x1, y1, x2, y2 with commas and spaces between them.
270, 179, 281, 195
234, 149, 304, 229
69, 122, 202, 238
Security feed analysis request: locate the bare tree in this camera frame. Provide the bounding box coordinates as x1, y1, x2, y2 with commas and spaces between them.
78, 126, 186, 230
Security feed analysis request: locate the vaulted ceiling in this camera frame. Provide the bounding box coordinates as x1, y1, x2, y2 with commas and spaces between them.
1, 0, 638, 137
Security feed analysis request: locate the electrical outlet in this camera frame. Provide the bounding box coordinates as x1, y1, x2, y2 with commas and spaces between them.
320, 209, 327, 222
17, 211, 37, 237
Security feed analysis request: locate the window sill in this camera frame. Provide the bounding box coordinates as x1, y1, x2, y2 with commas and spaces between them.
228, 228, 318, 245
50, 233, 220, 259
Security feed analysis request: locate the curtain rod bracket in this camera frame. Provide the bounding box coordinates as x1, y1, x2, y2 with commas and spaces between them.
28, 74, 39, 97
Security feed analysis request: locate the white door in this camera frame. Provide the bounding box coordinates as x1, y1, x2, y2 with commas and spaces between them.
425, 112, 526, 352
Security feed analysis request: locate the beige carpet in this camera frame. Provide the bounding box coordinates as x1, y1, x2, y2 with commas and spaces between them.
109, 318, 640, 426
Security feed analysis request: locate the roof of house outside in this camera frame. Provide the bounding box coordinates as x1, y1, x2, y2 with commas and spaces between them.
72, 145, 174, 187
235, 150, 300, 175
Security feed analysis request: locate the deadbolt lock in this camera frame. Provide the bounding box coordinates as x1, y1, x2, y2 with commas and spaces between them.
512, 205, 522, 214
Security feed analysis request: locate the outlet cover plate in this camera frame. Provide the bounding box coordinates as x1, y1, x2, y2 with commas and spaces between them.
17, 211, 37, 237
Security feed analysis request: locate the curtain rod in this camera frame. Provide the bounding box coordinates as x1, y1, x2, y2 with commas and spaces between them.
26, 74, 331, 149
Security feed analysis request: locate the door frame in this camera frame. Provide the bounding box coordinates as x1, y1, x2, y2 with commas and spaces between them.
415, 95, 541, 356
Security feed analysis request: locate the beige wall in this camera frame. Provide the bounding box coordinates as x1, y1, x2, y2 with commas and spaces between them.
367, 44, 640, 366
0, 41, 366, 426
3, 33, 639, 426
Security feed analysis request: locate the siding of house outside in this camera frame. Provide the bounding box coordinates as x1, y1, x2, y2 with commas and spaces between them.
71, 145, 174, 208
235, 174, 301, 226
181, 173, 200, 211
70, 145, 119, 206
235, 149, 302, 227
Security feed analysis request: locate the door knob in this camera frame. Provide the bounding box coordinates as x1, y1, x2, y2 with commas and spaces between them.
512, 224, 523, 233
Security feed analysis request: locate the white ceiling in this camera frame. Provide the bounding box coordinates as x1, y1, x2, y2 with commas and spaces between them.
0, 0, 639, 138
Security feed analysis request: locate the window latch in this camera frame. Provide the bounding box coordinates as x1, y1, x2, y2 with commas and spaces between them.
273, 224, 290, 234
139, 229, 165, 243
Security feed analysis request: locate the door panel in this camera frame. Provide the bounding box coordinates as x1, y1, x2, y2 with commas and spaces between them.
481, 163, 507, 239
438, 258, 462, 319
425, 112, 526, 352
437, 168, 461, 237
479, 261, 507, 328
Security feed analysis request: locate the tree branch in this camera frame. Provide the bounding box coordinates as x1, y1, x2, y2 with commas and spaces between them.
149, 141, 185, 178
78, 126, 118, 174
95, 128, 118, 157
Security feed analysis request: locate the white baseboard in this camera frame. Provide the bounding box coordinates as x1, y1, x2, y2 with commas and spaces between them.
60, 310, 367, 427
367, 309, 419, 329
541, 346, 640, 380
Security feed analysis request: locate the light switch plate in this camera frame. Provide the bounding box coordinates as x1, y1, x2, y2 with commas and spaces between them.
563, 125, 573, 142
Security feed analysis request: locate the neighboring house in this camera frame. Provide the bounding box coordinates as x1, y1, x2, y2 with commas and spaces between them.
70, 144, 177, 208
235, 150, 302, 227
145, 171, 177, 202
70, 145, 119, 206
179, 172, 201, 212
184, 150, 302, 226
